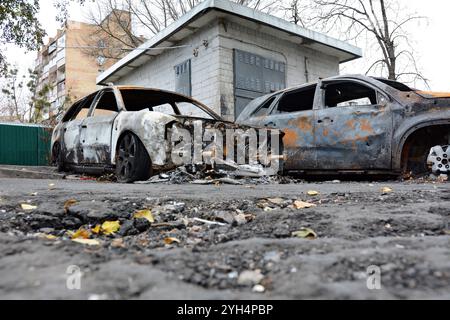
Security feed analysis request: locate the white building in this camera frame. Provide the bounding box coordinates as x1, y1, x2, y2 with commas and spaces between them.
97, 0, 362, 120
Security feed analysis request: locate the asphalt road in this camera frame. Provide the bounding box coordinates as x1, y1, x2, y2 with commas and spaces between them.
0, 177, 449, 299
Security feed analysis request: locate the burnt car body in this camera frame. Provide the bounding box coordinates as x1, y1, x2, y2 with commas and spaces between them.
51, 86, 282, 182
237, 75, 450, 176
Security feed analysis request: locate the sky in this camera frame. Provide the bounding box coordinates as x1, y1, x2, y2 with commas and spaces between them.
3, 0, 450, 91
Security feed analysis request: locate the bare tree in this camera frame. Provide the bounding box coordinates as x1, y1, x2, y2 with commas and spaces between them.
303, 0, 427, 85
0, 67, 31, 122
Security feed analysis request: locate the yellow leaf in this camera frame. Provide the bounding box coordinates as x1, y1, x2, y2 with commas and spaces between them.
72, 239, 100, 246
292, 228, 317, 240
21, 204, 37, 210
133, 209, 154, 223
71, 228, 90, 240
293, 200, 317, 209
307, 191, 319, 196
64, 199, 77, 212
101, 221, 121, 235
92, 225, 101, 234
381, 187, 393, 194
45, 234, 58, 240
164, 237, 181, 245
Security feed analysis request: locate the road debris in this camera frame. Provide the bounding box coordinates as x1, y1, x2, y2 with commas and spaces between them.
293, 200, 317, 209
21, 204, 37, 211
292, 228, 317, 240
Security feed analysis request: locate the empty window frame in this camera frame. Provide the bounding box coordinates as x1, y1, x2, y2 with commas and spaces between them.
275, 85, 316, 113
92, 91, 118, 117
324, 81, 377, 108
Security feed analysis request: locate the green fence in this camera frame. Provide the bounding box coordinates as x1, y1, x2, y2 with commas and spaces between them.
0, 123, 53, 166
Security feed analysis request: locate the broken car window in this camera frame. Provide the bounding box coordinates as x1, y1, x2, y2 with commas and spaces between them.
92, 91, 119, 117
176, 102, 213, 119
275, 85, 316, 113
252, 96, 276, 117
324, 81, 377, 108
65, 93, 97, 122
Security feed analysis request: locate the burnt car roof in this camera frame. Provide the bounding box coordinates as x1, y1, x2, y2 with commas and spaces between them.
66, 86, 223, 121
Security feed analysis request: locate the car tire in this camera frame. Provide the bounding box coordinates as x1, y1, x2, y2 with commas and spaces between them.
116, 133, 153, 183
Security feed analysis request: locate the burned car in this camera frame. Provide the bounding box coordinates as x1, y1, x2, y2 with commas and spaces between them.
51, 86, 283, 183
237, 75, 450, 176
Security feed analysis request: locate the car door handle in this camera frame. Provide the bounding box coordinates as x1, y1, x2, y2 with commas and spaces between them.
81, 125, 87, 128
318, 118, 333, 124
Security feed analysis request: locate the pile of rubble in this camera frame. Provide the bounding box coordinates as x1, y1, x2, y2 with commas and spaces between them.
135, 166, 301, 185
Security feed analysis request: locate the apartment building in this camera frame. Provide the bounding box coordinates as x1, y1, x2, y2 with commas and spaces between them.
34, 11, 136, 119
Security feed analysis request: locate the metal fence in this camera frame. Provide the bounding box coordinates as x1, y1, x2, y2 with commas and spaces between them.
0, 123, 52, 166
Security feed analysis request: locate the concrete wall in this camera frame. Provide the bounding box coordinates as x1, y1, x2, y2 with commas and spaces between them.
115, 19, 340, 120
117, 22, 222, 115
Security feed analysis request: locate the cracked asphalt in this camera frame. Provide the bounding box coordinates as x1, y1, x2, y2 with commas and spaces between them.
0, 177, 449, 300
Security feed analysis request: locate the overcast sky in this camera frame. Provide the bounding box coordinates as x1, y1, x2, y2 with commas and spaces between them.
3, 0, 450, 91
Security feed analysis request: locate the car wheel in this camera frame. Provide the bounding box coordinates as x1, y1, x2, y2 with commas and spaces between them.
116, 133, 153, 183
427, 145, 450, 175
52, 143, 66, 172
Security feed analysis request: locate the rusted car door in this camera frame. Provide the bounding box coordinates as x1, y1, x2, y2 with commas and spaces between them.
314, 79, 393, 170
79, 89, 120, 165
266, 85, 319, 170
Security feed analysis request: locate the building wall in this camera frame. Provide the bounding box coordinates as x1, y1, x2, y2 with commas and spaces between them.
217, 20, 340, 120
115, 19, 340, 120
65, 21, 100, 102
117, 22, 223, 115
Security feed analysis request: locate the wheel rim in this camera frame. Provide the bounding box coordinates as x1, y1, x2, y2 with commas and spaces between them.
427, 145, 450, 174
117, 135, 137, 179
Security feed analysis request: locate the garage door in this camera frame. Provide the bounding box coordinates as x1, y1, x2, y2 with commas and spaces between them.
234, 49, 286, 119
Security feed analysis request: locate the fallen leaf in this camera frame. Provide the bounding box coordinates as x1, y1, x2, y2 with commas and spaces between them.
30, 192, 38, 196
164, 237, 181, 245
101, 221, 121, 235
45, 234, 58, 240
64, 199, 77, 213
293, 200, 317, 209
71, 228, 90, 240
133, 209, 154, 223
381, 187, 393, 194
21, 204, 37, 210
292, 228, 317, 240
267, 197, 284, 205
72, 239, 100, 246
307, 191, 319, 196
91, 225, 101, 234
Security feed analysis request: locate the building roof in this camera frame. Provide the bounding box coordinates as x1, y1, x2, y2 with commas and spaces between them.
97, 0, 362, 85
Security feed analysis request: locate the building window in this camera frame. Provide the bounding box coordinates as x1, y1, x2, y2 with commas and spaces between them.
174, 59, 191, 97
49, 41, 57, 54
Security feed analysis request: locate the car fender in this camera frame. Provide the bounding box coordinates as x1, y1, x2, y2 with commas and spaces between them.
110, 110, 178, 166
392, 111, 450, 169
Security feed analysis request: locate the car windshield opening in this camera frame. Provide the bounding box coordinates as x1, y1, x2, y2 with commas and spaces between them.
120, 89, 218, 119
120, 89, 192, 112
